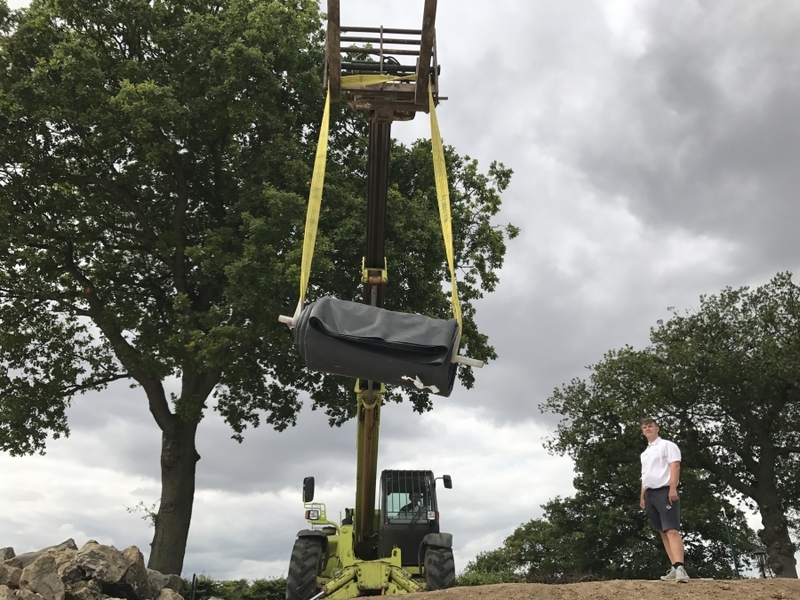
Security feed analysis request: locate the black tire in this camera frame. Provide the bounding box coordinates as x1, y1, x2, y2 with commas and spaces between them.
286, 537, 323, 600
424, 546, 456, 591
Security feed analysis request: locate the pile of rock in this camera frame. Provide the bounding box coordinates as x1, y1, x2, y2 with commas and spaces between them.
0, 540, 184, 600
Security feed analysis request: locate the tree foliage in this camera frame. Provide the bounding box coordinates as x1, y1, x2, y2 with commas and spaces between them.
185, 575, 286, 600
456, 548, 522, 586
541, 272, 800, 577
0, 0, 327, 451
0, 0, 517, 574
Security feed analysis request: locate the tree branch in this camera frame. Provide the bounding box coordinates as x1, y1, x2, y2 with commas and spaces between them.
154, 128, 190, 297
61, 243, 174, 430
681, 420, 758, 498
57, 172, 162, 252
60, 372, 130, 396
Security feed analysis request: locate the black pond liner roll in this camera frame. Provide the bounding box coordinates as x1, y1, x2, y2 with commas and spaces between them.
294, 296, 459, 397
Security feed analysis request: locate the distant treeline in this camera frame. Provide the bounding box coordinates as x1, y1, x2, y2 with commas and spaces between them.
182, 575, 287, 600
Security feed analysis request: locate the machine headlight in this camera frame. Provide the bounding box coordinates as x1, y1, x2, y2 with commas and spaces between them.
427, 510, 437, 521
305, 509, 320, 520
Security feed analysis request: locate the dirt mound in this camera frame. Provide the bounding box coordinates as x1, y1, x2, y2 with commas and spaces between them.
407, 579, 800, 600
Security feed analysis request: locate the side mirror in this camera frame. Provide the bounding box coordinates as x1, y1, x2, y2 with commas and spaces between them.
442, 474, 452, 489
303, 476, 315, 502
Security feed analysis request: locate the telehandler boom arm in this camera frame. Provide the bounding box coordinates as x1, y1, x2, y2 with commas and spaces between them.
324, 0, 441, 558
286, 4, 460, 597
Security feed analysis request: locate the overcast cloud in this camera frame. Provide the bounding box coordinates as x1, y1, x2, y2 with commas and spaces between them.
2, 0, 800, 580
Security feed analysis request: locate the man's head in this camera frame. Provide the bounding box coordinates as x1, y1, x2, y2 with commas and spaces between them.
641, 417, 660, 442
410, 491, 421, 504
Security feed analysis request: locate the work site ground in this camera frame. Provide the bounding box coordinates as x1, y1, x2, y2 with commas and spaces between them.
404, 578, 800, 600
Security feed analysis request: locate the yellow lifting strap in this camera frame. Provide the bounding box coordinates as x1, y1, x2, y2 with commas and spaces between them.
291, 75, 462, 340
427, 85, 462, 333
293, 87, 330, 321
340, 74, 417, 88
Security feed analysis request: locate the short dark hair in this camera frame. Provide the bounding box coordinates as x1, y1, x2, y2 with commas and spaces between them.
641, 417, 657, 426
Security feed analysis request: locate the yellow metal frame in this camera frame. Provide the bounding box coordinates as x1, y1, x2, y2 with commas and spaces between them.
302, 514, 427, 595
323, 560, 424, 597
361, 257, 388, 285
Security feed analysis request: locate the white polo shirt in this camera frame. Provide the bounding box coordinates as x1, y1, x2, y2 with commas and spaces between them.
641, 436, 681, 489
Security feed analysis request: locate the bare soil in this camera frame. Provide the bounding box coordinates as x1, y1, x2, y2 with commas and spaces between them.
405, 579, 800, 600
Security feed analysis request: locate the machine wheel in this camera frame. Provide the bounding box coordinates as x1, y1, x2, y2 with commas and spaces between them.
286, 537, 323, 600
424, 546, 456, 591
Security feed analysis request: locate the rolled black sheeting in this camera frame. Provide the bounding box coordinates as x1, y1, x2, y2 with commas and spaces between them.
295, 297, 459, 397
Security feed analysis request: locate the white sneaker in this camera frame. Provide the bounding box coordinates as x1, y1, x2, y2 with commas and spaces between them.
660, 567, 676, 581
675, 566, 690, 583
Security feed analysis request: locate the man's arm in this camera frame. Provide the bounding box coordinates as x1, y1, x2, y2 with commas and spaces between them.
640, 485, 646, 510
668, 460, 680, 503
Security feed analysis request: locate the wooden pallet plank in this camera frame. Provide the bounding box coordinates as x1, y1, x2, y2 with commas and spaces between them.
327, 0, 341, 102
415, 0, 437, 106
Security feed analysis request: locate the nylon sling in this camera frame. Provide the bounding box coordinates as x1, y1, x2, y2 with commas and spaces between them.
282, 77, 475, 396
292, 76, 462, 336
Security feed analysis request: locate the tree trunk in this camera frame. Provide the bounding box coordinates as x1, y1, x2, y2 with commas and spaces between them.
147, 416, 200, 575
757, 494, 798, 578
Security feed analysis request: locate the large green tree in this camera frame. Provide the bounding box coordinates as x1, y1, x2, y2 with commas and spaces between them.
0, 0, 517, 574
543, 272, 800, 578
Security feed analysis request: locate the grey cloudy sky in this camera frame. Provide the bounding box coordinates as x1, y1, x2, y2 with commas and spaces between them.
2, 0, 800, 581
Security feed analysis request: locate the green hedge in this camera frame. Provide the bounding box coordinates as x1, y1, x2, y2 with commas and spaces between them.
181, 575, 287, 600
455, 570, 524, 586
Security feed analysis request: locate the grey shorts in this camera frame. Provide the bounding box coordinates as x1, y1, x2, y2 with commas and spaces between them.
645, 486, 680, 532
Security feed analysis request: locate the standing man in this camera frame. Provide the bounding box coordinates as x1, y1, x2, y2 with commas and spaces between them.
640, 416, 689, 582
